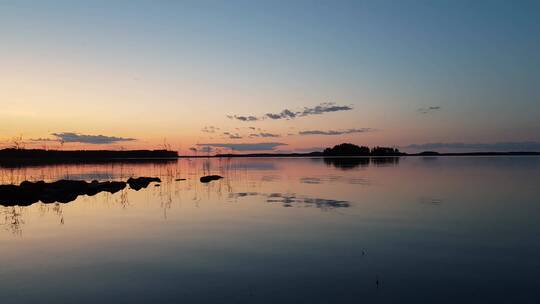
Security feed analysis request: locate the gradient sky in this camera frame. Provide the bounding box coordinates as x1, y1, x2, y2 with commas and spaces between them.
1, 0, 539, 153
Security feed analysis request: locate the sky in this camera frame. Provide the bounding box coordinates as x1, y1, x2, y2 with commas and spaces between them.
1, 0, 539, 153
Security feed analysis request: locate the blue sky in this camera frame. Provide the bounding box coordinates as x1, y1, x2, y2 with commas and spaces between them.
1, 0, 539, 152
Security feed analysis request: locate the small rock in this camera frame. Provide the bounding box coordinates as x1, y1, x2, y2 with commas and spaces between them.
200, 175, 223, 183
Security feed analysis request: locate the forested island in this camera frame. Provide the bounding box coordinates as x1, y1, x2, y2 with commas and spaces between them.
215, 143, 403, 157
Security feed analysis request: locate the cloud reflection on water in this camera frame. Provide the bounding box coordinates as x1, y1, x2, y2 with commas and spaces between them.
229, 192, 351, 209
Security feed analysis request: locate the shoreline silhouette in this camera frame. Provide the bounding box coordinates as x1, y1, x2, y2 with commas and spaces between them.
0, 144, 538, 166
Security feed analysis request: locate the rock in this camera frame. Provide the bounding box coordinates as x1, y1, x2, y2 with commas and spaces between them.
88, 181, 127, 194
175, 178, 187, 181
200, 175, 223, 183
127, 177, 161, 190
0, 178, 133, 206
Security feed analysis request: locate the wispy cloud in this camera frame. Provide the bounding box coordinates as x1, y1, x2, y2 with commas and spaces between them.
201, 126, 219, 133
249, 132, 281, 138
190, 146, 214, 153
228, 102, 353, 122
298, 103, 353, 117
299, 128, 373, 136
405, 141, 540, 151
226, 115, 259, 121
265, 109, 298, 120
45, 132, 136, 144
197, 142, 287, 151
418, 106, 441, 114
29, 137, 58, 142
223, 132, 243, 139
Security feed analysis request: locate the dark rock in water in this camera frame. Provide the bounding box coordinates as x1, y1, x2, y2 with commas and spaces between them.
154, 184, 160, 187
127, 177, 161, 190
175, 178, 187, 181
0, 179, 127, 206
88, 181, 127, 194
200, 175, 223, 183
0, 176, 163, 206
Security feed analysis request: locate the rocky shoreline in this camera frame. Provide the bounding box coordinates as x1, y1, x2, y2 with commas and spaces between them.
0, 175, 225, 206
0, 177, 161, 206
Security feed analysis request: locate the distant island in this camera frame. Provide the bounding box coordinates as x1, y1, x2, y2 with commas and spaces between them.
214, 143, 539, 157
214, 143, 403, 157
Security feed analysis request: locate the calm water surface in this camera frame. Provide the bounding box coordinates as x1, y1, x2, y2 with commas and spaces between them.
1, 157, 539, 303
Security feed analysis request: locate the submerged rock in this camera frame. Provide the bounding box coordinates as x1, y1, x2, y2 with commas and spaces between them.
0, 180, 127, 206
127, 177, 161, 190
200, 175, 223, 183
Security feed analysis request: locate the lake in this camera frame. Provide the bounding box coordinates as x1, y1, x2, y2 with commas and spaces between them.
1, 157, 539, 303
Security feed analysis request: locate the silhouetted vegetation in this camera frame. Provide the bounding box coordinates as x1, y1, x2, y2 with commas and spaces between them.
0, 148, 178, 160
370, 146, 402, 156
0, 158, 177, 169
323, 143, 370, 156
323, 143, 402, 156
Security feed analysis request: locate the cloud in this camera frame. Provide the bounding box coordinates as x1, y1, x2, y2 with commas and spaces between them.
197, 142, 287, 151
200, 146, 214, 153
299, 102, 353, 117
228, 102, 353, 122
201, 126, 219, 133
29, 137, 59, 142
249, 132, 281, 138
189, 146, 214, 153
223, 132, 243, 139
299, 128, 373, 136
404, 141, 540, 151
265, 109, 298, 120
418, 106, 441, 114
50, 132, 136, 144
227, 115, 260, 121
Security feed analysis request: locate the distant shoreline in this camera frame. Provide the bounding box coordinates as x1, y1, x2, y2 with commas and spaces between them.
208, 151, 540, 157
181, 151, 540, 158
0, 148, 538, 164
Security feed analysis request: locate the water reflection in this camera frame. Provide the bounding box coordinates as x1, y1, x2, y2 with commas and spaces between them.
1, 206, 24, 236
1, 157, 540, 303
0, 157, 366, 234
0, 158, 177, 168
229, 192, 351, 209
300, 177, 322, 184
321, 156, 399, 170
301, 175, 369, 185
